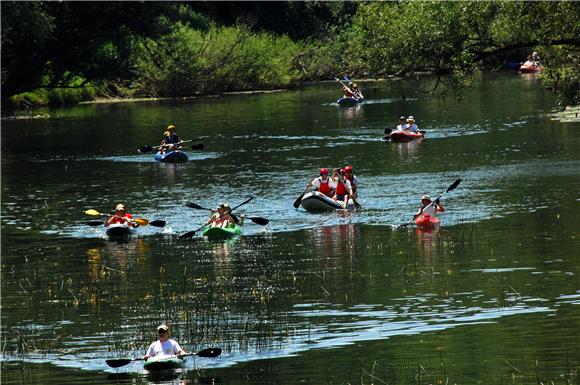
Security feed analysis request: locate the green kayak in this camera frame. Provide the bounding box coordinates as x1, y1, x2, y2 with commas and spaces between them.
202, 224, 242, 239
143, 355, 185, 371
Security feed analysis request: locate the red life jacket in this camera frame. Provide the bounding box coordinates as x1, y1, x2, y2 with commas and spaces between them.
335, 181, 348, 195
318, 177, 332, 195
345, 175, 357, 192
110, 213, 133, 225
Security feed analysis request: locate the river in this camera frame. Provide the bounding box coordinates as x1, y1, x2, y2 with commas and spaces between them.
1, 73, 579, 384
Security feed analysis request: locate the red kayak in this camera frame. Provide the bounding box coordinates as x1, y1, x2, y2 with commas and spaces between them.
519, 64, 543, 73
415, 214, 440, 228
388, 130, 424, 142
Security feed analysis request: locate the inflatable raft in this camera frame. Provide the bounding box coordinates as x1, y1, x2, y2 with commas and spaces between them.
519, 64, 543, 73
300, 191, 354, 212
388, 130, 424, 142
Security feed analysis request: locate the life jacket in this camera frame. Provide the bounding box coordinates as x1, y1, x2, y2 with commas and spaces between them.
335, 180, 348, 196
164, 133, 180, 144
110, 214, 133, 225
317, 177, 332, 195
345, 175, 357, 192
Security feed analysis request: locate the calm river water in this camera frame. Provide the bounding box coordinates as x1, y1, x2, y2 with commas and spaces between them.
2, 74, 579, 385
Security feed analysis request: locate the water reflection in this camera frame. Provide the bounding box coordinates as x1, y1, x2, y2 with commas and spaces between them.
395, 139, 422, 160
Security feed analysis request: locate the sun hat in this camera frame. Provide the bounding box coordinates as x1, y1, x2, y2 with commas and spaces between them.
408, 116, 415, 121
157, 324, 169, 332
421, 194, 431, 201
116, 204, 125, 211
399, 116, 406, 120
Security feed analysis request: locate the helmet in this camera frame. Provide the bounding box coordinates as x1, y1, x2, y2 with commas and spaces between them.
344, 165, 353, 172
167, 125, 175, 130
319, 168, 329, 175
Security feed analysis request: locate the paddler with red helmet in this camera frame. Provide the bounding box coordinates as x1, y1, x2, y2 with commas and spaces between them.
342, 165, 359, 200
306, 168, 335, 197
332, 168, 353, 209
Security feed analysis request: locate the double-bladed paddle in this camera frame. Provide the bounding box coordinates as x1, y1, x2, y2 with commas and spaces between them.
335, 78, 364, 100
106, 347, 222, 368
179, 197, 254, 239
185, 202, 269, 225
84, 210, 166, 227
399, 178, 461, 228
138, 140, 204, 154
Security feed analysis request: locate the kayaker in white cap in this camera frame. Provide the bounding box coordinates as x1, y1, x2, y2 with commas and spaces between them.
209, 202, 237, 228
416, 194, 445, 218
104, 203, 138, 228
144, 324, 186, 360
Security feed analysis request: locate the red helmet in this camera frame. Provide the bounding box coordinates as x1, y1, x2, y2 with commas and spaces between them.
319, 168, 329, 175
344, 165, 353, 172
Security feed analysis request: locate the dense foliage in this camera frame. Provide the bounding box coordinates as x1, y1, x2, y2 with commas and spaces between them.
2, 1, 579, 109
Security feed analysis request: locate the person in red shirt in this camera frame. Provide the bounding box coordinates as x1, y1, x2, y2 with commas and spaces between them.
104, 204, 138, 227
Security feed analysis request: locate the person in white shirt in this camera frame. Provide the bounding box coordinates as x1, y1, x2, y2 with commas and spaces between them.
307, 168, 336, 197
396, 116, 407, 131
406, 116, 419, 133
416, 194, 445, 218
144, 324, 186, 360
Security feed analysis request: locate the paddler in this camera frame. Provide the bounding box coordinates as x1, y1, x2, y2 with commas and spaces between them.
159, 124, 181, 153
104, 204, 138, 228
209, 202, 237, 228
332, 168, 354, 209
396, 116, 408, 131
342, 165, 359, 200
306, 168, 335, 197
144, 324, 187, 360
415, 194, 445, 218
405, 116, 419, 133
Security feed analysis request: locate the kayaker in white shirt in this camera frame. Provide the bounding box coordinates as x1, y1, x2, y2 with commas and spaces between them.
396, 116, 408, 131
144, 324, 186, 360
307, 168, 336, 197
415, 194, 445, 218
405, 116, 419, 133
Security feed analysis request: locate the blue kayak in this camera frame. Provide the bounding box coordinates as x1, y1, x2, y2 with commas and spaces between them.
154, 150, 188, 163
337, 97, 364, 107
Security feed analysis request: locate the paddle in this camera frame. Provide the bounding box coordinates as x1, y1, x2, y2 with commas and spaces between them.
106, 347, 222, 368
185, 202, 269, 225
179, 197, 254, 239
138, 140, 204, 154
293, 187, 310, 209
335, 78, 364, 100
399, 178, 461, 227
84, 210, 165, 227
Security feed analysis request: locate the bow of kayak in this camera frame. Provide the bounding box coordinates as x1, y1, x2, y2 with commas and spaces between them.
337, 96, 364, 107
105, 223, 134, 238
143, 355, 185, 371
202, 224, 242, 240
415, 214, 440, 228
154, 150, 189, 163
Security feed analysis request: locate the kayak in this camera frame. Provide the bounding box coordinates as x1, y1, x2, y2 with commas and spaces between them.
337, 97, 364, 107
143, 355, 185, 371
519, 64, 543, 73
388, 130, 424, 142
105, 223, 134, 238
300, 191, 354, 212
154, 150, 189, 163
415, 213, 440, 228
202, 224, 242, 240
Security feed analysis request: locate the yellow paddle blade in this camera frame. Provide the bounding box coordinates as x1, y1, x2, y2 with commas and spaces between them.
84, 209, 102, 216
134, 218, 149, 226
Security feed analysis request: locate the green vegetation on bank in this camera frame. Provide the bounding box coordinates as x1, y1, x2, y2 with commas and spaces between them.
2, 1, 579, 110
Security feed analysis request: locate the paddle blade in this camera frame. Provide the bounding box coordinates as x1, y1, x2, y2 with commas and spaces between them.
195, 348, 222, 358
87, 220, 104, 227
446, 178, 462, 192
134, 218, 149, 226
106, 358, 132, 368
249, 217, 269, 225
186, 202, 207, 210
138, 145, 153, 154
191, 143, 204, 150
179, 230, 197, 239
293, 192, 306, 209
85, 209, 102, 216
148, 220, 166, 227
384, 128, 392, 135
